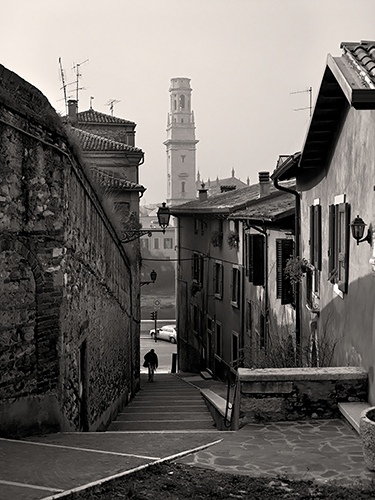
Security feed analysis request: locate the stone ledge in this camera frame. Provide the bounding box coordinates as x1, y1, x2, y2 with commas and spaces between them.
339, 402, 371, 434
201, 389, 230, 419
238, 367, 368, 382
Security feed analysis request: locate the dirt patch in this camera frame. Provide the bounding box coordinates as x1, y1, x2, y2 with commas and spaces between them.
72, 462, 375, 499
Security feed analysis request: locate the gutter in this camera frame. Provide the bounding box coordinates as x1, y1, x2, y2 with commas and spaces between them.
272, 176, 302, 366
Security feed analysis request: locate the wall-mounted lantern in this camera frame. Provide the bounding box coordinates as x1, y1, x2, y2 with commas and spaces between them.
121, 203, 171, 243
351, 215, 372, 245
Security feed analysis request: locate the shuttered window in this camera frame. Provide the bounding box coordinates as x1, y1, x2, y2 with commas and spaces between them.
328, 202, 350, 293
309, 204, 322, 270
214, 262, 223, 299
248, 234, 265, 286
276, 239, 294, 305
231, 267, 240, 307
192, 253, 204, 285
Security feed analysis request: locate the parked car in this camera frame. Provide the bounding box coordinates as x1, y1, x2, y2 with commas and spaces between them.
150, 325, 177, 343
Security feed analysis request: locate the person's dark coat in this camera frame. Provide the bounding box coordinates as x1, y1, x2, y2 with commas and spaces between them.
144, 349, 158, 368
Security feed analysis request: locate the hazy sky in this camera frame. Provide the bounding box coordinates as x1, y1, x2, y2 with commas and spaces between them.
2, 0, 375, 204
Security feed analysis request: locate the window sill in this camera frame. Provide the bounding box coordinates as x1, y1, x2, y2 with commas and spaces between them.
230, 301, 239, 309
214, 293, 223, 300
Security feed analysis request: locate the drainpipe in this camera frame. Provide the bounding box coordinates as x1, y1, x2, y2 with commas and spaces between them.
250, 225, 269, 350
273, 178, 301, 366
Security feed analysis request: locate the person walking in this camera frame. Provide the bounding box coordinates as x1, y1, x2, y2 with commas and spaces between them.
144, 348, 158, 382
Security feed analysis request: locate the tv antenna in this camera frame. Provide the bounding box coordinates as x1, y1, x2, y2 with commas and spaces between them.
58, 57, 71, 114
72, 58, 89, 105
290, 87, 313, 117
106, 99, 121, 116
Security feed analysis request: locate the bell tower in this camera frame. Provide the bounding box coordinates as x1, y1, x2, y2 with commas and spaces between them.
164, 78, 199, 205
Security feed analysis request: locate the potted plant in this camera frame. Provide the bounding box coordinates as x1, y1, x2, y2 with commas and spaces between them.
211, 230, 223, 247
360, 407, 375, 471
227, 230, 239, 250
284, 256, 310, 285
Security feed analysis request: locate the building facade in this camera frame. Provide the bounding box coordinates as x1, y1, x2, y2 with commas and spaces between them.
164, 78, 199, 205
273, 40, 375, 402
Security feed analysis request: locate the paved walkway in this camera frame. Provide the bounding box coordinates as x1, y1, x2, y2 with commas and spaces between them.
1, 373, 375, 500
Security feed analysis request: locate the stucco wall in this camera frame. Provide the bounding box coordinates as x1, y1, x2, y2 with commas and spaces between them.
0, 65, 139, 436
298, 106, 375, 403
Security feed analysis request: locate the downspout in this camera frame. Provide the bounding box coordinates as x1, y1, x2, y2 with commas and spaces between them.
273, 178, 301, 365
250, 225, 269, 351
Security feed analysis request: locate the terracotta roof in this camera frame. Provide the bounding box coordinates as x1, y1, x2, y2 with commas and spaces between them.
341, 40, 375, 87
76, 109, 135, 125
91, 168, 145, 192
71, 128, 142, 153
230, 191, 295, 222
170, 180, 295, 215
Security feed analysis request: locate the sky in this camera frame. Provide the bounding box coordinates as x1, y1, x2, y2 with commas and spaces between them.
2, 0, 375, 204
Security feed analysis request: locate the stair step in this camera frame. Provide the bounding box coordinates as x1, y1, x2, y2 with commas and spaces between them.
116, 412, 212, 422
108, 420, 216, 431
338, 402, 371, 434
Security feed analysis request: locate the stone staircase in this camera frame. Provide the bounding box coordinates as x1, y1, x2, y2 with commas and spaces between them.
108, 373, 217, 432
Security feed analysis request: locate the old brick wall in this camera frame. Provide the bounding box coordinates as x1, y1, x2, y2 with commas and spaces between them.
0, 65, 140, 436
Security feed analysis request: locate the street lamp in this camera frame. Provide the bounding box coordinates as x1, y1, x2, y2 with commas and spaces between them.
120, 202, 171, 243
140, 270, 157, 287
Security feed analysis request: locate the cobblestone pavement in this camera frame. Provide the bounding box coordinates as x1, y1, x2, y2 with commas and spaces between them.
179, 419, 375, 484
2, 374, 375, 500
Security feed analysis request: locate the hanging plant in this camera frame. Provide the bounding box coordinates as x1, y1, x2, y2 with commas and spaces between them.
211, 230, 223, 247
227, 230, 239, 249
284, 256, 310, 285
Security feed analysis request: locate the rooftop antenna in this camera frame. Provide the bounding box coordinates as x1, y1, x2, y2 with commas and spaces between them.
90, 96, 94, 109
72, 58, 89, 106
290, 87, 313, 117
106, 99, 121, 116
58, 57, 69, 115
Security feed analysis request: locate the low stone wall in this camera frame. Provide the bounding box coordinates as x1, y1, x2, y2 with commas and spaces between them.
237, 367, 367, 426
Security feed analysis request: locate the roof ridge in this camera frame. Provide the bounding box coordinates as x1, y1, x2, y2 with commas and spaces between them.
76, 108, 135, 125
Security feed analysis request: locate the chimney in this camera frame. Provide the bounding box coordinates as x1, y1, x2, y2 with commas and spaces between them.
259, 171, 271, 197
199, 183, 208, 201
68, 99, 78, 124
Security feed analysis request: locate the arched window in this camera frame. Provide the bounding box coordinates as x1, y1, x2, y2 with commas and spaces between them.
181, 181, 186, 193
179, 94, 185, 110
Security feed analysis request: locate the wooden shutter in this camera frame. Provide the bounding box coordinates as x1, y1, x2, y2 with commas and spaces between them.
248, 234, 265, 286
314, 205, 322, 270
276, 239, 294, 305
310, 205, 322, 271
309, 205, 314, 264
328, 204, 336, 281
244, 233, 249, 277
338, 203, 350, 294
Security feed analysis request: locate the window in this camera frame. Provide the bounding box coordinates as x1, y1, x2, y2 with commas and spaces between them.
164, 238, 173, 249
215, 322, 222, 358
181, 181, 185, 194
310, 203, 322, 270
231, 266, 240, 307
192, 252, 204, 285
214, 261, 223, 299
194, 218, 199, 234
328, 198, 350, 294
260, 312, 266, 349
154, 238, 159, 250
276, 239, 294, 305
179, 94, 185, 110
246, 233, 265, 286
232, 332, 239, 369
141, 239, 149, 249
181, 155, 186, 163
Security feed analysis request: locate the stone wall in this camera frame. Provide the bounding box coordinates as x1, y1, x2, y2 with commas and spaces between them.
237, 367, 367, 427
0, 64, 140, 436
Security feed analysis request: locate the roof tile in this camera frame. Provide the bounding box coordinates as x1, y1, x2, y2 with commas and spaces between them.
71, 127, 142, 153
76, 109, 135, 125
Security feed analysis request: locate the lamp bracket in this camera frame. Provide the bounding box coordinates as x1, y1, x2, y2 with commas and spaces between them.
120, 228, 167, 243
